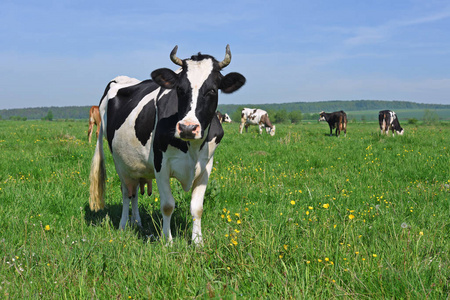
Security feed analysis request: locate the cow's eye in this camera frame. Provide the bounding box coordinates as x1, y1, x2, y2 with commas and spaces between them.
206, 89, 217, 96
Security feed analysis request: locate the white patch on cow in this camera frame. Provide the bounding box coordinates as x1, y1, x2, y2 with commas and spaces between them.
184, 59, 214, 125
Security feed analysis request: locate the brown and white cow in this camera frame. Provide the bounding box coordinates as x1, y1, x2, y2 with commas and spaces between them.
239, 108, 276, 136
89, 45, 245, 244
88, 105, 101, 143
216, 111, 232, 124
379, 110, 404, 136
319, 110, 347, 137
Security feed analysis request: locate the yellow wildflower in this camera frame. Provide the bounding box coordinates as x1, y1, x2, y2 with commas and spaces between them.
323, 203, 330, 209
44, 225, 50, 231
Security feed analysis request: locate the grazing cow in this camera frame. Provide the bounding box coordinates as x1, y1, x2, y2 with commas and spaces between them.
319, 110, 347, 137
379, 110, 404, 136
89, 45, 245, 244
216, 111, 232, 124
239, 108, 276, 136
88, 105, 101, 143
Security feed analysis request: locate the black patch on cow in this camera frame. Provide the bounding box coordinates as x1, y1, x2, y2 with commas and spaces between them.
153, 91, 189, 172
135, 99, 156, 147
200, 113, 224, 150
106, 80, 159, 152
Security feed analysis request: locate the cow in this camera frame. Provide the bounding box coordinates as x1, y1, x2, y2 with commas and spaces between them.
89, 45, 246, 245
239, 108, 276, 136
88, 105, 101, 143
319, 110, 347, 137
216, 111, 232, 124
379, 110, 404, 136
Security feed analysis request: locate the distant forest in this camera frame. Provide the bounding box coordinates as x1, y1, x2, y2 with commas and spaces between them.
1, 100, 449, 121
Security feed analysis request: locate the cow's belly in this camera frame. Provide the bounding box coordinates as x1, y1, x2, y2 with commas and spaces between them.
111, 129, 155, 181
246, 119, 259, 126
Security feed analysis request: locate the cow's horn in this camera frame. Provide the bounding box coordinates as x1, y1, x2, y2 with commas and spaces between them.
218, 44, 232, 69
170, 45, 183, 66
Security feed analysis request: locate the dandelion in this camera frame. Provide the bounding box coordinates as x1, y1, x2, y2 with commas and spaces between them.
318, 259, 322, 262
306, 261, 310, 264
323, 203, 330, 209
348, 214, 355, 220
155, 197, 158, 202
237, 220, 241, 224
306, 211, 310, 215
290, 200, 295, 205
372, 254, 377, 257
308, 206, 313, 210
419, 231, 424, 236
283, 244, 288, 251
401, 222, 408, 229
44, 225, 50, 231
325, 257, 329, 262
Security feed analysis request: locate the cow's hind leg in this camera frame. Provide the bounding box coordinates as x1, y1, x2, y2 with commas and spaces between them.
119, 184, 140, 229
88, 121, 94, 143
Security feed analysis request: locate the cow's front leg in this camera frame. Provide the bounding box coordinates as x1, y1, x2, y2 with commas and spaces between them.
155, 175, 175, 243
190, 159, 214, 245
258, 124, 264, 134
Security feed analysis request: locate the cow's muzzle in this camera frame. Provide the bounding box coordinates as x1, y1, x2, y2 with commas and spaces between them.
176, 121, 201, 140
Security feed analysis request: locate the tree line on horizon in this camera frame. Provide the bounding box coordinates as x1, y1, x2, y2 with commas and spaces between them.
1, 100, 449, 122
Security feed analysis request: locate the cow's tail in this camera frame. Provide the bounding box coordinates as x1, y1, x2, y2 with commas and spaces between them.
89, 126, 106, 211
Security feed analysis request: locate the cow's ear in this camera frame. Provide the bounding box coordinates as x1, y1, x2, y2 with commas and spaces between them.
151, 68, 178, 89
220, 72, 246, 94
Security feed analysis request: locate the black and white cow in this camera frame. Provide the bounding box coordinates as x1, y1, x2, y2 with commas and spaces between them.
239, 108, 276, 136
89, 45, 245, 245
379, 110, 404, 136
216, 111, 232, 124
319, 110, 347, 137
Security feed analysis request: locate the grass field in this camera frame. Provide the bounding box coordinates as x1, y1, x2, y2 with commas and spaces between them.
0, 120, 449, 298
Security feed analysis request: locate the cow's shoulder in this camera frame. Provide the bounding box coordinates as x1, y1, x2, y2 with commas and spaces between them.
153, 91, 189, 172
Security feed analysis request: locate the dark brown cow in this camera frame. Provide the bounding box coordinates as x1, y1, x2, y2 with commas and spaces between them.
88, 105, 101, 143
319, 110, 347, 137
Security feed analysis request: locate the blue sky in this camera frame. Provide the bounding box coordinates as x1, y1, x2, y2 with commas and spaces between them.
1, 0, 449, 109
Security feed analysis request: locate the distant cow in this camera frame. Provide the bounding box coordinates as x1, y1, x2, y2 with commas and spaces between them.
379, 110, 404, 136
216, 111, 232, 124
89, 45, 245, 245
239, 108, 276, 136
88, 105, 101, 143
319, 111, 347, 137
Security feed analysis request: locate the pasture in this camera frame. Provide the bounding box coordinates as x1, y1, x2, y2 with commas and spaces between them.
0, 120, 448, 298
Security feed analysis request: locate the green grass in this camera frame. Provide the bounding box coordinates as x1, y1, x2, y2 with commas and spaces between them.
0, 120, 449, 298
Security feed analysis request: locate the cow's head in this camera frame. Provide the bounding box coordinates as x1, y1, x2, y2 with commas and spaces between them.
151, 45, 246, 140
265, 125, 276, 136
318, 111, 326, 122
223, 113, 232, 123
